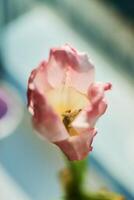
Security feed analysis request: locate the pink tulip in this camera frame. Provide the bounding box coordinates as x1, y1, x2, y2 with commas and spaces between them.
27, 44, 111, 161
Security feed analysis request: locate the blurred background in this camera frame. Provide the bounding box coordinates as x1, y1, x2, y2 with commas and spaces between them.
0, 0, 134, 199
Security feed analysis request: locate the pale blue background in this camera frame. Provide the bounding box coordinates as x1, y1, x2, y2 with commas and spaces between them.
0, 1, 134, 200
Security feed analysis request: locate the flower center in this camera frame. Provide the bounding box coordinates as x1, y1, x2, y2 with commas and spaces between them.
46, 86, 89, 135
62, 109, 81, 136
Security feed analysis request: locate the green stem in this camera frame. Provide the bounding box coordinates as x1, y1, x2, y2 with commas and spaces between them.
64, 158, 88, 200
60, 158, 125, 200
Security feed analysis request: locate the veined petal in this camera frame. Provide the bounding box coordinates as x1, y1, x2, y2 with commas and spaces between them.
47, 44, 95, 93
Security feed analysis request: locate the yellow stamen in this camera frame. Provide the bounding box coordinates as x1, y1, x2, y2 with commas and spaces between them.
62, 109, 81, 136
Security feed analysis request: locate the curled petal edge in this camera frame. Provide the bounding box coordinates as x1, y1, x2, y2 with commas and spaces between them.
86, 82, 112, 127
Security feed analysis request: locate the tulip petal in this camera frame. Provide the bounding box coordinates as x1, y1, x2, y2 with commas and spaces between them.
55, 128, 97, 161
32, 90, 69, 142
87, 82, 112, 127
71, 83, 111, 133
27, 62, 69, 142
27, 61, 52, 115
47, 44, 95, 93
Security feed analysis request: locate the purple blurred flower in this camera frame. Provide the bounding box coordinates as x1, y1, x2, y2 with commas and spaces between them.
0, 97, 8, 119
